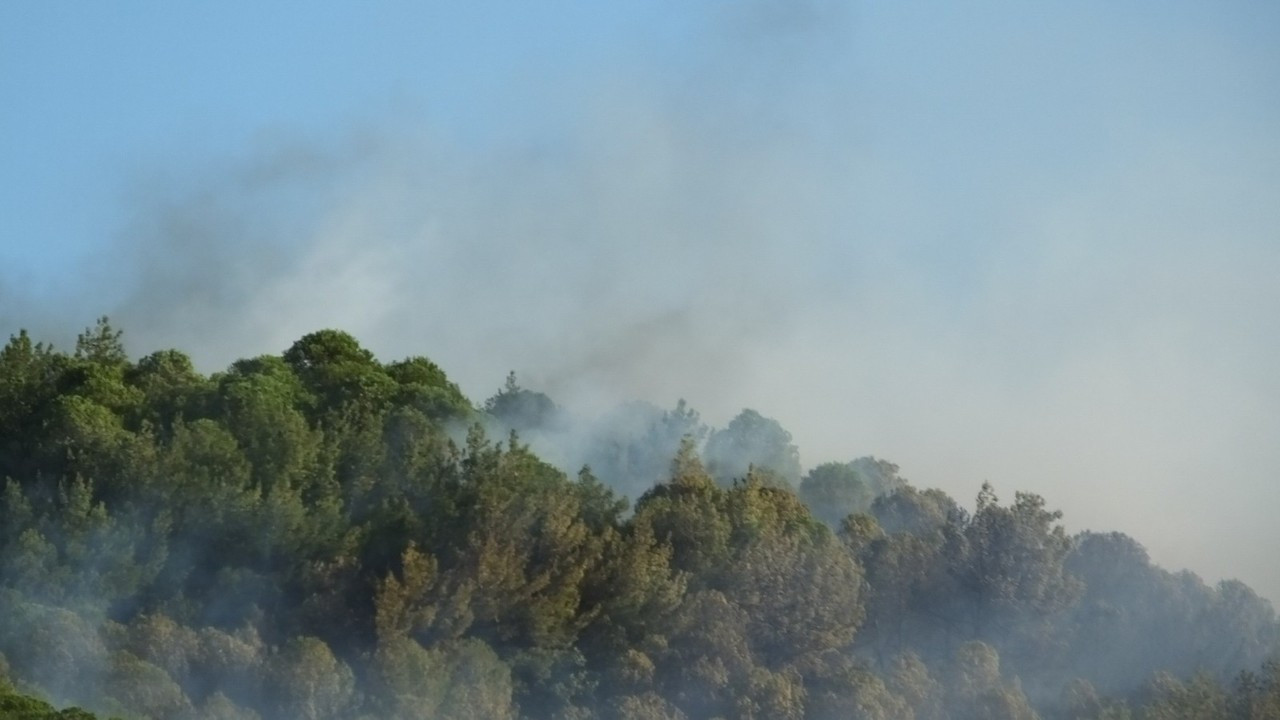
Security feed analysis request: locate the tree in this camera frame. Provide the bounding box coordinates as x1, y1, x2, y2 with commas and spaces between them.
703, 409, 801, 486
953, 485, 1081, 665
579, 399, 707, 500
125, 348, 211, 434
152, 418, 257, 575
74, 317, 127, 368
718, 475, 863, 666
373, 544, 441, 645
578, 520, 685, 691
0, 330, 59, 481
852, 522, 954, 662
283, 329, 396, 421
386, 356, 472, 422
871, 485, 963, 538
722, 523, 863, 666
212, 356, 326, 521
802, 654, 912, 720
611, 692, 688, 720
799, 461, 874, 527
631, 439, 730, 579
118, 613, 201, 692
373, 636, 517, 720
102, 650, 193, 720
1229, 660, 1280, 720
189, 626, 266, 709
660, 590, 754, 719
943, 642, 1038, 720
199, 692, 263, 720
1142, 671, 1227, 720
0, 600, 108, 707
483, 372, 563, 434
848, 457, 907, 497
0, 682, 104, 720
0, 319, 1274, 719
266, 637, 355, 720
886, 652, 944, 720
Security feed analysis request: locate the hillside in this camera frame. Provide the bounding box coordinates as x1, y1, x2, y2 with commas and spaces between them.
0, 320, 1276, 720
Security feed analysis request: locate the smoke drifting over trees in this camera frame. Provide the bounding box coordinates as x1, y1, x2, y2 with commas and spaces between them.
3, 3, 1279, 718
3, 1, 1278, 610
0, 321, 1275, 719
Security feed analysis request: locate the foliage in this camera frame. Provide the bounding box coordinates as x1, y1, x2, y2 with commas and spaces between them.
0, 321, 1274, 720
704, 409, 801, 486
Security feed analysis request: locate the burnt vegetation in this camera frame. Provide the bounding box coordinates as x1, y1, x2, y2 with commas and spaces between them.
0, 319, 1276, 719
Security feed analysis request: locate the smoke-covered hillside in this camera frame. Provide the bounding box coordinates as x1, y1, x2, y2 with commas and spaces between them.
0, 320, 1276, 719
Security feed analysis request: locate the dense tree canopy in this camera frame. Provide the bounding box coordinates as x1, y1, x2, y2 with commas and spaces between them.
0, 321, 1274, 720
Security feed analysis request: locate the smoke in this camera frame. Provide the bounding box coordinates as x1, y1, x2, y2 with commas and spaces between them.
4, 1, 1280, 606
106, 14, 857, 412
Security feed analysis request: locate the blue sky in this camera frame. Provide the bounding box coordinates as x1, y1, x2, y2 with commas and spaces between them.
2, 2, 631, 282
3, 1, 1280, 602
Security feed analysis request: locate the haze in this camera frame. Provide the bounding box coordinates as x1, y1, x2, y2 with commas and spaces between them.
2, 1, 1278, 604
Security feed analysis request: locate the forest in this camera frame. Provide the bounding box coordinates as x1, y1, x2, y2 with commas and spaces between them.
0, 318, 1276, 719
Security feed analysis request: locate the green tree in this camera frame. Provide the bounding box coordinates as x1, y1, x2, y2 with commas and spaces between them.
660, 590, 754, 719
102, 650, 193, 720
871, 485, 963, 538
0, 600, 108, 708
283, 329, 396, 422
0, 682, 105, 720
703, 409, 801, 486
372, 544, 441, 645
214, 355, 321, 491
720, 476, 863, 667
886, 652, 944, 720
266, 637, 355, 720
631, 440, 730, 579
189, 626, 265, 710
1228, 661, 1280, 720
386, 356, 472, 422
372, 636, 516, 720
124, 349, 211, 434
117, 614, 200, 694
1142, 671, 1227, 720
483, 372, 563, 434
579, 520, 685, 665
74, 317, 127, 367
611, 691, 688, 720
954, 485, 1081, 660
799, 461, 874, 527
447, 439, 601, 651
802, 655, 912, 720
581, 399, 708, 500
198, 692, 262, 720
0, 330, 60, 481
943, 642, 1039, 720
